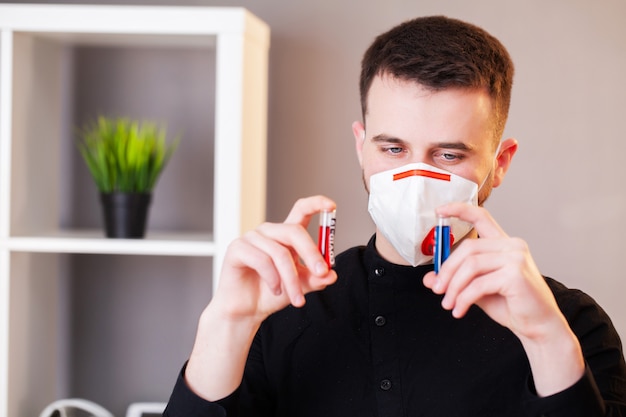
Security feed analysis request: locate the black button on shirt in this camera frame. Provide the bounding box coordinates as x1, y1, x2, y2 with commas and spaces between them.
379, 379, 392, 391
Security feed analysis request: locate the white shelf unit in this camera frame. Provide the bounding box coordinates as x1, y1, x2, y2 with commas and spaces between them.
0, 5, 269, 417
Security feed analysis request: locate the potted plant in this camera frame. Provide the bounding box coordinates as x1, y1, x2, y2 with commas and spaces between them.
77, 116, 179, 238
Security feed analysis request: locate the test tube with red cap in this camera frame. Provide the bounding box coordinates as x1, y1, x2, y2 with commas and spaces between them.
318, 209, 336, 268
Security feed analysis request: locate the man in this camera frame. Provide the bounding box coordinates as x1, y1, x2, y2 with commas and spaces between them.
164, 16, 626, 416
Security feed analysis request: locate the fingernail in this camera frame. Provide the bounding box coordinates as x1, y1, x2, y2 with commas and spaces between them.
294, 294, 305, 306
315, 261, 328, 276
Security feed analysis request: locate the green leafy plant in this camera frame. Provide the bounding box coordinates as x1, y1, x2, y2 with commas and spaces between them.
77, 116, 179, 193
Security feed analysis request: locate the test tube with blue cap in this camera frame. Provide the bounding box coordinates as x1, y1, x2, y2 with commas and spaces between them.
434, 215, 451, 274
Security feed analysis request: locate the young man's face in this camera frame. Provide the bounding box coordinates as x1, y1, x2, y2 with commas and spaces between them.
353, 74, 509, 206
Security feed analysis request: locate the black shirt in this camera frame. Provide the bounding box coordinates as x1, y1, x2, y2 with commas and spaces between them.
164, 236, 626, 416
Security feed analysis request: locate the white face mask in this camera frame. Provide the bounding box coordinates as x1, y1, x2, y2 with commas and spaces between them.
368, 162, 485, 266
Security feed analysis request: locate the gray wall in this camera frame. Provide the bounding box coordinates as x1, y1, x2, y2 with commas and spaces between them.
4, 0, 625, 415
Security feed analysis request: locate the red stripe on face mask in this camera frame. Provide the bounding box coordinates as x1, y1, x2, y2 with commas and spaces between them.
392, 169, 451, 181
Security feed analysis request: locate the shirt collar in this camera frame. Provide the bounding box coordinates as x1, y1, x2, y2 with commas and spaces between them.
364, 234, 434, 288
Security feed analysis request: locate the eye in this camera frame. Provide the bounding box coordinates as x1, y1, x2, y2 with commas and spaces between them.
387, 146, 404, 155
434, 150, 465, 164
379, 144, 406, 156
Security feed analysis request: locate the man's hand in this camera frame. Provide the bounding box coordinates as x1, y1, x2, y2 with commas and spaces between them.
423, 202, 585, 397
212, 195, 338, 322
185, 196, 337, 401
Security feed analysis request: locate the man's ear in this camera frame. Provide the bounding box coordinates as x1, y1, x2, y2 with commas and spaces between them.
352, 120, 366, 167
492, 138, 518, 188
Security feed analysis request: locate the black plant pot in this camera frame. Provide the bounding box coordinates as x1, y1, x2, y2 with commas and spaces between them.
100, 192, 152, 238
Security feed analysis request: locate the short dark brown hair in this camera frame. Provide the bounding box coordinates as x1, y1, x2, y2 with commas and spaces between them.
359, 16, 514, 140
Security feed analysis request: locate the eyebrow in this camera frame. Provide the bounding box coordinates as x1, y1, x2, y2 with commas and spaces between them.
434, 141, 475, 151
370, 134, 475, 152
370, 133, 407, 144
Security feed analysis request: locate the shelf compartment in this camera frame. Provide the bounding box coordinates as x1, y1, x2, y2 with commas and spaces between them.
0, 5, 269, 417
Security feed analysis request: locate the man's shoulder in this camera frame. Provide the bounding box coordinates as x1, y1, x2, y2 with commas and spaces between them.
544, 276, 602, 314
544, 276, 620, 342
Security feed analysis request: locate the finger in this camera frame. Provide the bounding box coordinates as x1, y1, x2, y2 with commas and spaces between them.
257, 221, 330, 278
450, 239, 546, 319
284, 195, 336, 225
433, 237, 510, 295
422, 270, 438, 291
440, 251, 502, 311
436, 202, 507, 239
256, 221, 337, 306
230, 230, 337, 309
250, 225, 316, 306
450, 270, 505, 318
294, 262, 338, 293
238, 229, 297, 297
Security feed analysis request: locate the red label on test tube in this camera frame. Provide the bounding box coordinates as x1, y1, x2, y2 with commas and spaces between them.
318, 209, 336, 268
